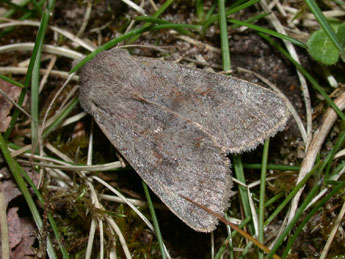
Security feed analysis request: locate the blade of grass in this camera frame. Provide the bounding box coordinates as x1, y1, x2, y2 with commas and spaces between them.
203, 0, 259, 28
259, 139, 270, 259
218, 0, 231, 71
228, 18, 306, 48
0, 74, 25, 88
223, 213, 234, 259
71, 22, 199, 74
134, 16, 198, 34
149, 23, 200, 32
265, 193, 284, 207
230, 13, 269, 29
196, 0, 204, 21
331, 160, 345, 180
233, 155, 255, 235
142, 182, 166, 259
243, 163, 300, 171
31, 40, 42, 151
260, 33, 345, 122
70, 26, 155, 73
205, 2, 216, 21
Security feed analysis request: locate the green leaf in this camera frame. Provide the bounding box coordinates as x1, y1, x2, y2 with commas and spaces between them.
307, 29, 339, 65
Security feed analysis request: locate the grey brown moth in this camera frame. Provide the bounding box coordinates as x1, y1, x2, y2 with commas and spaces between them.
79, 48, 290, 232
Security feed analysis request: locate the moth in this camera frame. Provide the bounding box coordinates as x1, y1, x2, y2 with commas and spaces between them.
79, 48, 289, 232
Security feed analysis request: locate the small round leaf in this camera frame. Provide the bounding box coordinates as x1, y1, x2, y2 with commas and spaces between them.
307, 29, 339, 65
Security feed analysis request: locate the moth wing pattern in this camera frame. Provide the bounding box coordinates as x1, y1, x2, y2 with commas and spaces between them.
79, 50, 232, 232
79, 48, 290, 231
134, 54, 290, 153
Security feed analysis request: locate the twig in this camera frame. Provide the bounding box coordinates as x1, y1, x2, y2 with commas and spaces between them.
0, 67, 79, 81
288, 91, 345, 223
0, 18, 95, 51
0, 43, 84, 59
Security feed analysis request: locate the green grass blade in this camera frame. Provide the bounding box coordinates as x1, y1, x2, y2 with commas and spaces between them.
133, 16, 175, 24
134, 16, 198, 34
233, 155, 255, 235
218, 0, 231, 71
228, 18, 306, 48
48, 213, 70, 259
259, 139, 270, 259
243, 163, 300, 171
230, 13, 269, 28
30, 0, 55, 147
196, 0, 204, 21
205, 2, 216, 21
265, 193, 284, 207
70, 26, 155, 73
203, 0, 259, 28
31, 41, 42, 150
142, 182, 167, 259
149, 23, 200, 32
0, 75, 25, 88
